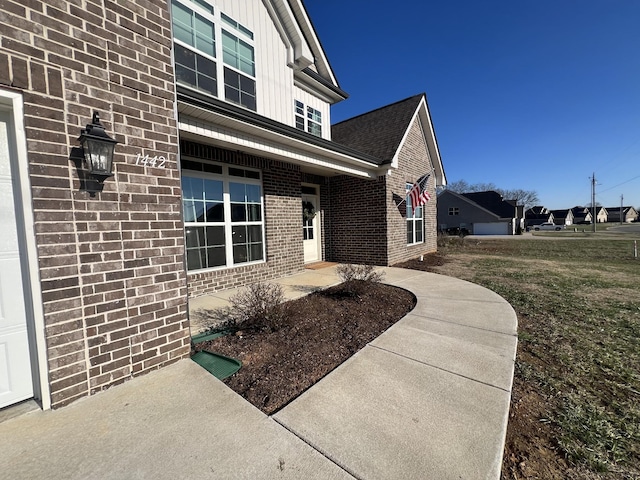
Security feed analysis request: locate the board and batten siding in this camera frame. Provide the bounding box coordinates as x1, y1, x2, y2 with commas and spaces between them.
293, 85, 331, 140
215, 0, 301, 126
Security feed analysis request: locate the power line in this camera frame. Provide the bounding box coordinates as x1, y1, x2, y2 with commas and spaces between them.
598, 174, 640, 195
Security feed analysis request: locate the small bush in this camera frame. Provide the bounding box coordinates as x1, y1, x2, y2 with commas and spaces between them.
335, 263, 384, 283
335, 264, 384, 297
229, 281, 288, 332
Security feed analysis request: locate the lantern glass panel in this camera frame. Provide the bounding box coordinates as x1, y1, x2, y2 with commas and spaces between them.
84, 138, 115, 176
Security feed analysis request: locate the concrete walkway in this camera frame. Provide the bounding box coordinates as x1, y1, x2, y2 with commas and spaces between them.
0, 267, 517, 480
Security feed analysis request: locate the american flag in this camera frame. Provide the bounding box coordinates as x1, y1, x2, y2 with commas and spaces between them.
408, 173, 431, 207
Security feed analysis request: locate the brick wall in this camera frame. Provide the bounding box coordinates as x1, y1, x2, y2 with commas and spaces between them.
0, 0, 190, 408
184, 144, 305, 296
386, 117, 438, 266
326, 175, 388, 265
326, 116, 438, 267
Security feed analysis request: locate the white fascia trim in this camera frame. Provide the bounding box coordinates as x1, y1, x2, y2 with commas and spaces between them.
0, 88, 50, 410
390, 97, 446, 186
288, 0, 338, 85
293, 75, 342, 105
262, 0, 295, 66
178, 114, 381, 179
267, 0, 313, 70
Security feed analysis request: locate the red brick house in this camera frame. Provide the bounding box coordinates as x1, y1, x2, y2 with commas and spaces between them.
0, 0, 445, 411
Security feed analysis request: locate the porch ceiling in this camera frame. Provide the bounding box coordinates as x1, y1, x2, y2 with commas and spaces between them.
177, 95, 385, 179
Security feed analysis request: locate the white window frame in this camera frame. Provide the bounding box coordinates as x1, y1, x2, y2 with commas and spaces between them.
182, 161, 266, 272
171, 0, 256, 110
294, 100, 322, 137
406, 182, 424, 245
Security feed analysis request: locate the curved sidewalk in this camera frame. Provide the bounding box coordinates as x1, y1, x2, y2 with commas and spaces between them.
0, 267, 517, 480
274, 267, 518, 479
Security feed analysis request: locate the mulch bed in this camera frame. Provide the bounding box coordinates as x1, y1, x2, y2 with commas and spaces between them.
192, 281, 416, 415
392, 252, 448, 270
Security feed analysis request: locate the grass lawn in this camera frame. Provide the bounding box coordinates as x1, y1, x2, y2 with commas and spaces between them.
430, 232, 640, 479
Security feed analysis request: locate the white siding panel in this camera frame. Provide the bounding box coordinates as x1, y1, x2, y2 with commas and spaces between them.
293, 86, 331, 140
217, 0, 294, 123
212, 0, 334, 130
179, 117, 374, 178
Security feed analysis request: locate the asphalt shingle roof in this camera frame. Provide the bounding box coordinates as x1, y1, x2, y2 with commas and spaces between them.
461, 191, 516, 218
331, 94, 424, 164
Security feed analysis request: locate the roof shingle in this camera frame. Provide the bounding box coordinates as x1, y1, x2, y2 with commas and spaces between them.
331, 94, 424, 163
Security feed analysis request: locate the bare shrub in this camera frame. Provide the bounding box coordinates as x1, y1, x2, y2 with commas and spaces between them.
229, 281, 288, 332
335, 264, 384, 296
335, 263, 384, 283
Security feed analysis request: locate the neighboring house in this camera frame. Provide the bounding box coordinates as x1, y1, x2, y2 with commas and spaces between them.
604, 206, 639, 223
437, 190, 523, 235
595, 207, 608, 223
525, 206, 554, 228
550, 209, 573, 226
0, 0, 445, 411
570, 207, 593, 224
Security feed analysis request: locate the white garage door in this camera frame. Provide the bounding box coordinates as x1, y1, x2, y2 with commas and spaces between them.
473, 222, 510, 235
0, 109, 34, 409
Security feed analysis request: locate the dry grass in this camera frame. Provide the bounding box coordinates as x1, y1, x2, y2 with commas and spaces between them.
412, 233, 640, 478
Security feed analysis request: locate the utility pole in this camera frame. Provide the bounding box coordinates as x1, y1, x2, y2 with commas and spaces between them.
620, 194, 624, 225
591, 173, 597, 233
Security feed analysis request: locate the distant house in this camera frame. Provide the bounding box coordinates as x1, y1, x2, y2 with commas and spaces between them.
570, 207, 593, 224
525, 206, 554, 228
437, 190, 523, 235
604, 206, 639, 223
595, 207, 608, 223
550, 209, 574, 226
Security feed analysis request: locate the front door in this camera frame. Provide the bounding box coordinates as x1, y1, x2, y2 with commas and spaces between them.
302, 187, 320, 263
0, 109, 34, 408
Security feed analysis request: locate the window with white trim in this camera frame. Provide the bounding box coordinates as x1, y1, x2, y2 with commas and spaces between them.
171, 0, 256, 111
448, 207, 459, 216
182, 160, 265, 271
294, 100, 322, 137
406, 183, 424, 245
172, 0, 217, 96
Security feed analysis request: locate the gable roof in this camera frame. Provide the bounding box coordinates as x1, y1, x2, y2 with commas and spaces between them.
550, 209, 572, 219
461, 191, 519, 218
331, 94, 446, 185
604, 206, 636, 213
267, 0, 347, 103
527, 206, 549, 215
437, 190, 502, 219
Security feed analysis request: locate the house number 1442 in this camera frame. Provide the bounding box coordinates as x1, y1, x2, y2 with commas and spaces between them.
135, 153, 166, 168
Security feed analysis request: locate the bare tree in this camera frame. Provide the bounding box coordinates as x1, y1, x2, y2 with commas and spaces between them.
446, 180, 498, 193
445, 180, 540, 210
499, 189, 540, 210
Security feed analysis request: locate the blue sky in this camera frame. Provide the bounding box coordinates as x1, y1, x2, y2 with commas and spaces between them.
305, 0, 640, 210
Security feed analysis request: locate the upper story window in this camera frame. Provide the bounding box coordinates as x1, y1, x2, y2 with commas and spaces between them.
449, 207, 459, 216
222, 30, 256, 110
171, 0, 256, 111
172, 1, 217, 96
294, 100, 322, 137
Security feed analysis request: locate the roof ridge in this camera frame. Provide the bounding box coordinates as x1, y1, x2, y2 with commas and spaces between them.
332, 93, 424, 127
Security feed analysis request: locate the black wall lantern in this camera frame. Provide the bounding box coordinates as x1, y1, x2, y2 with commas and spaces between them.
78, 112, 119, 182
